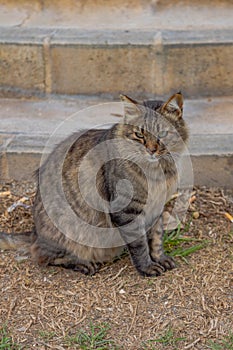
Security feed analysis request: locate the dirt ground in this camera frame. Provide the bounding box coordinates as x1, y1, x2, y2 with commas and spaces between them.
0, 180, 233, 350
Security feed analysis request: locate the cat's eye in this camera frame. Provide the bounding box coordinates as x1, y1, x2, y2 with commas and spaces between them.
158, 130, 168, 138
135, 131, 144, 139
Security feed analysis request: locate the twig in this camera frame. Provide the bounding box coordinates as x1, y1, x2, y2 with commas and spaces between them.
127, 302, 138, 334
0, 191, 11, 197
109, 265, 128, 281
225, 212, 233, 223
40, 294, 45, 316
23, 320, 33, 334
110, 113, 123, 118
38, 341, 65, 350
7, 296, 17, 319
184, 338, 200, 349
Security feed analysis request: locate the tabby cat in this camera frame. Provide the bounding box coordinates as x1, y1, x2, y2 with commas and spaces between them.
0, 92, 188, 277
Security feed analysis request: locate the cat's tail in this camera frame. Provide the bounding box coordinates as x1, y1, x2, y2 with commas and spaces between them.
0, 231, 36, 252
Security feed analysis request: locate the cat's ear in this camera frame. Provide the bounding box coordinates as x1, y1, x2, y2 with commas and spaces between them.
161, 92, 183, 119
120, 94, 141, 121
120, 94, 139, 105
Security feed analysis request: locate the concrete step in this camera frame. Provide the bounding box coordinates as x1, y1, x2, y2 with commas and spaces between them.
0, 1, 233, 98
1, 0, 232, 30
0, 95, 232, 188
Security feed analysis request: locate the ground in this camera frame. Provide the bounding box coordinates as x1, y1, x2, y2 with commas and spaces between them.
0, 180, 233, 350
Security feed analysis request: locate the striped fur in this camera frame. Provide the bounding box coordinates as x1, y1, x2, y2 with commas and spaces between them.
0, 93, 188, 276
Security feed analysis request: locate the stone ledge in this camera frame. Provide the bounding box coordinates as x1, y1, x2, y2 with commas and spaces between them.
0, 27, 232, 46
0, 28, 232, 97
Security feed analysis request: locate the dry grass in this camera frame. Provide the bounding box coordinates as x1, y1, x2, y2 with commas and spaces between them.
0, 181, 233, 349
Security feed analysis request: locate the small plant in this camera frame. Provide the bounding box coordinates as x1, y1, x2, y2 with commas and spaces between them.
38, 330, 56, 341
143, 327, 186, 349
208, 333, 233, 350
65, 322, 117, 350
164, 222, 208, 263
0, 326, 21, 350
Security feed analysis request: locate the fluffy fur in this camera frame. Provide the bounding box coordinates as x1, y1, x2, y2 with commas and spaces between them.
0, 93, 188, 276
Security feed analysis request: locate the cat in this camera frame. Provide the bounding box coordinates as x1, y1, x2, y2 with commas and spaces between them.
0, 92, 188, 277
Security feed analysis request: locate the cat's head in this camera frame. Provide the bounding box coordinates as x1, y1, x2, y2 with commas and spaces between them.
118, 92, 188, 163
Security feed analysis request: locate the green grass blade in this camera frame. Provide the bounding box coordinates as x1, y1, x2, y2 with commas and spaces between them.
171, 243, 206, 257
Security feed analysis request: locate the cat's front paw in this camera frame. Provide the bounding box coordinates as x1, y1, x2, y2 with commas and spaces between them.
155, 255, 176, 271
138, 261, 165, 277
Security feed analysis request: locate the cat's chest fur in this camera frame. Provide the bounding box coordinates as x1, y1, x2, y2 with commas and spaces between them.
142, 166, 177, 228
106, 155, 177, 230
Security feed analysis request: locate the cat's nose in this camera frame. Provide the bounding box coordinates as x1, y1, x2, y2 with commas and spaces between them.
147, 145, 158, 155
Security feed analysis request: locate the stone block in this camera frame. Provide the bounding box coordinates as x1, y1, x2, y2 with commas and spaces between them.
162, 43, 233, 97
0, 44, 45, 93
50, 44, 163, 96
